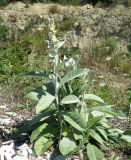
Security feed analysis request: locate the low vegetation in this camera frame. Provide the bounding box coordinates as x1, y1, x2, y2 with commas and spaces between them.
81, 38, 131, 74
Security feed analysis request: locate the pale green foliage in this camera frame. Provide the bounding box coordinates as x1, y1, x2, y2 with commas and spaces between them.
59, 137, 77, 155
22, 19, 131, 159
87, 143, 105, 160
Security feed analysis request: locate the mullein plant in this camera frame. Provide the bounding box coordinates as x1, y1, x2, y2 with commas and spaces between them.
24, 19, 131, 159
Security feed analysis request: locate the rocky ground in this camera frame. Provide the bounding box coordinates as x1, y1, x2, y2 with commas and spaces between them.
0, 2, 131, 51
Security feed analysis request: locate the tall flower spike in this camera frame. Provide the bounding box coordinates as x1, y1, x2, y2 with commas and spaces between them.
48, 18, 65, 51
48, 18, 57, 33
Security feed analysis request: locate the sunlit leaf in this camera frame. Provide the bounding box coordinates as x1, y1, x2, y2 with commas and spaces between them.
61, 95, 80, 104
31, 123, 58, 143
83, 94, 104, 103
34, 136, 53, 156
59, 137, 76, 155
31, 123, 48, 143
60, 68, 87, 86
36, 92, 55, 113
121, 135, 131, 143
26, 87, 44, 101
87, 143, 105, 160
93, 106, 125, 118
57, 40, 65, 49
96, 127, 108, 140
89, 129, 104, 145
63, 111, 86, 133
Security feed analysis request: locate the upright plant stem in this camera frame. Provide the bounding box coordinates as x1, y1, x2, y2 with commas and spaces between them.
54, 53, 59, 106
54, 51, 62, 141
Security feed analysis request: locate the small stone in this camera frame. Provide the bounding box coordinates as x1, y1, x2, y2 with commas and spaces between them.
0, 142, 15, 160
13, 155, 24, 160
0, 104, 7, 109
36, 157, 45, 160
6, 112, 17, 117
0, 117, 15, 125
106, 56, 112, 61
99, 82, 107, 88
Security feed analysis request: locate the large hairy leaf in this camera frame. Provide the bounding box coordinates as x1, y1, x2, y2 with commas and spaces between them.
91, 110, 113, 118
108, 128, 124, 134
34, 136, 53, 156
93, 106, 115, 116
89, 129, 104, 145
87, 143, 105, 160
69, 112, 87, 129
59, 137, 76, 155
31, 123, 58, 143
63, 115, 84, 133
63, 111, 86, 132
61, 95, 80, 104
26, 91, 40, 101
83, 94, 104, 103
93, 106, 125, 118
31, 123, 48, 143
60, 68, 87, 86
121, 129, 131, 143
100, 118, 111, 129
36, 92, 55, 113
96, 127, 108, 141
121, 135, 131, 143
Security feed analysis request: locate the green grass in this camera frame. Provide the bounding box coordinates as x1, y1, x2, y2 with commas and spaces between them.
88, 74, 131, 114
81, 38, 131, 74
0, 17, 9, 40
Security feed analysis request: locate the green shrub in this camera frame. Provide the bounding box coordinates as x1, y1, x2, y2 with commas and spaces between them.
57, 17, 76, 33
0, 29, 50, 104
0, 17, 9, 41
0, 0, 9, 6
49, 4, 60, 14
0, 43, 28, 79
95, 38, 116, 62
19, 19, 131, 159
